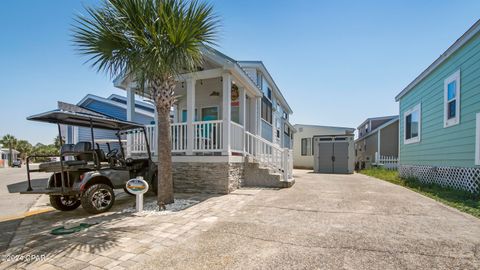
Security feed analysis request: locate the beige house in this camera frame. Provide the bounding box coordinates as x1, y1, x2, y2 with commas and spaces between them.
354, 116, 399, 169
293, 124, 355, 169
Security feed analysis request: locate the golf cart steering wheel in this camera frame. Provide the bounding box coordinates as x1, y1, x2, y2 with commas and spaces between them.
106, 148, 119, 159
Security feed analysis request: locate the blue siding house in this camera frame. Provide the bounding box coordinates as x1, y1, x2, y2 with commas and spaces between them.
395, 20, 480, 193
63, 94, 155, 146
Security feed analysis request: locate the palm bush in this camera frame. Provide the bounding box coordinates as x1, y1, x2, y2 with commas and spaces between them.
72, 0, 219, 204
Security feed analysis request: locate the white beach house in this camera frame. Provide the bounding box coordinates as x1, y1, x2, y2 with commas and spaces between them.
113, 46, 295, 193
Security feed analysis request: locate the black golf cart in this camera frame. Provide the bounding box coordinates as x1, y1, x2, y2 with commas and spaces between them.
21, 109, 157, 214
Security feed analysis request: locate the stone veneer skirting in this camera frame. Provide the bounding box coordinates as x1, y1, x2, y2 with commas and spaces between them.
172, 161, 245, 194
399, 165, 480, 194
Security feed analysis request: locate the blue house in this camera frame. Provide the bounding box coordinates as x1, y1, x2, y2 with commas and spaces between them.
395, 20, 480, 193
61, 94, 155, 147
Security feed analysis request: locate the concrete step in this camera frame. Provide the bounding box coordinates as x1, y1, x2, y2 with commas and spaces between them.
242, 160, 293, 189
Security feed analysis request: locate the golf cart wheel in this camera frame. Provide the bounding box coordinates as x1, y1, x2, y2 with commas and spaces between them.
49, 195, 81, 211
81, 184, 115, 214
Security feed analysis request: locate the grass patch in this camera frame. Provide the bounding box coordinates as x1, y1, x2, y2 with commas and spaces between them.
361, 168, 480, 219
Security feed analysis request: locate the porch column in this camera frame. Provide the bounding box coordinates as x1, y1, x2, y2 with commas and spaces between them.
222, 72, 232, 155
256, 96, 262, 136
249, 96, 256, 134
239, 86, 246, 154
126, 85, 135, 157
186, 78, 195, 155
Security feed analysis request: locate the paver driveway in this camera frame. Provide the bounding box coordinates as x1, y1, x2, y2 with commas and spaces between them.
142, 170, 480, 270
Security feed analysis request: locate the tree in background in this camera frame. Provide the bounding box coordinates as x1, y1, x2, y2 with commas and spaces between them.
72, 0, 219, 205
16, 140, 33, 161
31, 142, 59, 163
54, 135, 65, 149
0, 134, 18, 166
0, 135, 60, 163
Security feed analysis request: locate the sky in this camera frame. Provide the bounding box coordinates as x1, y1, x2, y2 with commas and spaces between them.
1, 0, 479, 145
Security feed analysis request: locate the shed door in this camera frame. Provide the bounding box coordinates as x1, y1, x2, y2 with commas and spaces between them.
333, 142, 349, 173
317, 142, 334, 173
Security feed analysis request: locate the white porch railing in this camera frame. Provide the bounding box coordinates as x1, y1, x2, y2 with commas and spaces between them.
193, 120, 223, 151
131, 121, 293, 181
230, 122, 244, 152
171, 122, 187, 152
131, 126, 155, 154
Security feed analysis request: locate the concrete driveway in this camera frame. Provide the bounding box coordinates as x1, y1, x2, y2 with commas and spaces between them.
142, 170, 480, 270
0, 167, 50, 252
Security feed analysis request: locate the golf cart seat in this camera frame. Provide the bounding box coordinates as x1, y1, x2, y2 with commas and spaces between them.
38, 142, 98, 172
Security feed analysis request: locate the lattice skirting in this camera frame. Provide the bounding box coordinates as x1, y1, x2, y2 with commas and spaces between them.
399, 165, 480, 193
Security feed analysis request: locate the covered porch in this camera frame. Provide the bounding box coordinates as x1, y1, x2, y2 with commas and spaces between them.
122, 68, 293, 181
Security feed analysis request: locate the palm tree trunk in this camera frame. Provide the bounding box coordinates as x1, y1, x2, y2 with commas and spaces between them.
157, 107, 174, 204
151, 77, 176, 205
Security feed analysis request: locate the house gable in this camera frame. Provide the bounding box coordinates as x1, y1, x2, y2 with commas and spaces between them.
78, 94, 154, 125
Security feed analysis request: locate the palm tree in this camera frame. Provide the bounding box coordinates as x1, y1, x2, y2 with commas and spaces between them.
16, 140, 33, 161
72, 0, 219, 204
0, 134, 18, 166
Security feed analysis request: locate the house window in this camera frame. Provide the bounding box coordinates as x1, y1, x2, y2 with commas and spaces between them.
404, 103, 421, 144
301, 138, 312, 156
476, 113, 480, 165
444, 70, 460, 127
201, 107, 218, 121
261, 96, 272, 124
283, 111, 288, 120
267, 87, 272, 100
181, 109, 198, 122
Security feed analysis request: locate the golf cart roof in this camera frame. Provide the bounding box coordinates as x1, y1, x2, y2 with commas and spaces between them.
27, 110, 145, 130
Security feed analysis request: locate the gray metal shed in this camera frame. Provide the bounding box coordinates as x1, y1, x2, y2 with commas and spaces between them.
313, 135, 354, 174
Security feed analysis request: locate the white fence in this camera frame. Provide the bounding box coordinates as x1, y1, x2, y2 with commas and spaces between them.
374, 152, 398, 170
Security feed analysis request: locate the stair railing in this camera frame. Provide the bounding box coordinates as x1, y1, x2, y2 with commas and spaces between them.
245, 131, 293, 180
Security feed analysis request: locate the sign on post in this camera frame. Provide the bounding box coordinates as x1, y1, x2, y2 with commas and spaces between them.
125, 176, 149, 212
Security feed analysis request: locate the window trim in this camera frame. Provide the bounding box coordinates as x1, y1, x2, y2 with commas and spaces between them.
261, 96, 273, 124
301, 138, 312, 156
476, 113, 480, 165
444, 70, 461, 128
404, 103, 421, 145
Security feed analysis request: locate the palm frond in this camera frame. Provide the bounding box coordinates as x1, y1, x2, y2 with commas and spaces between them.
72, 0, 219, 84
